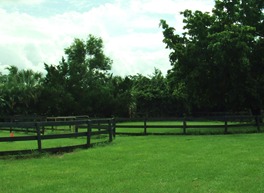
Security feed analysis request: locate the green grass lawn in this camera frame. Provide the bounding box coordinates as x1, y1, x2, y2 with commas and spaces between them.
1, 133, 264, 193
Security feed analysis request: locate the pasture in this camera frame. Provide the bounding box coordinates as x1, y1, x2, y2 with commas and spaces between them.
1, 133, 264, 193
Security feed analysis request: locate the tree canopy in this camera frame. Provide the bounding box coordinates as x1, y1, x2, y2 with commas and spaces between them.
160, 0, 264, 114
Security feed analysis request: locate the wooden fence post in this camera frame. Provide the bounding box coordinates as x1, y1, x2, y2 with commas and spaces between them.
224, 116, 228, 134
86, 120, 91, 148
183, 118, 187, 134
41, 126, 45, 135
108, 120, 113, 142
112, 118, 116, 138
36, 123, 42, 152
144, 117, 147, 135
75, 125, 79, 134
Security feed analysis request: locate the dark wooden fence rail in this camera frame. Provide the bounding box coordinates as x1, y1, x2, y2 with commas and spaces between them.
0, 118, 115, 156
114, 115, 263, 135
0, 115, 90, 133
1, 115, 262, 155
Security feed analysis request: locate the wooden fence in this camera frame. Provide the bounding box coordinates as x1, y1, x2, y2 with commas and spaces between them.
0, 118, 115, 156
1, 115, 262, 155
113, 115, 263, 135
0, 115, 90, 133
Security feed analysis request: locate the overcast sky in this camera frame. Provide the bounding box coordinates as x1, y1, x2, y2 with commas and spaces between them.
0, 0, 214, 76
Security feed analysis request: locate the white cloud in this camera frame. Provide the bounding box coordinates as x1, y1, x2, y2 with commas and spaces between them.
0, 0, 214, 76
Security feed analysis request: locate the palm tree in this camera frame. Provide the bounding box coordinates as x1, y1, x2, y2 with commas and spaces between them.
1, 66, 43, 115
17, 69, 43, 110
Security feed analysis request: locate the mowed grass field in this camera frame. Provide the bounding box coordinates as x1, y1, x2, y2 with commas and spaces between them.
1, 133, 264, 193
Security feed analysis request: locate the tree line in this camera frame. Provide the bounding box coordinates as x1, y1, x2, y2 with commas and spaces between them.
0, 35, 180, 117
0, 0, 263, 118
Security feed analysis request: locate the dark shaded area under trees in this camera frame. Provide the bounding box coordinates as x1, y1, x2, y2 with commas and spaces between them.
0, 0, 263, 118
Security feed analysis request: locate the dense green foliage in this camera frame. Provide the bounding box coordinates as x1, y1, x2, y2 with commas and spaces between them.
130, 69, 182, 117
1, 134, 264, 193
0, 66, 43, 115
0, 0, 263, 117
160, 0, 264, 114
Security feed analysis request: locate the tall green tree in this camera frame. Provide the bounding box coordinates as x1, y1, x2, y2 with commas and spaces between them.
160, 0, 264, 114
42, 34, 113, 116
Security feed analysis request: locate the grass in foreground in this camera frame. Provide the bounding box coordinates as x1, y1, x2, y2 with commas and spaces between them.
1, 134, 264, 193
